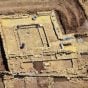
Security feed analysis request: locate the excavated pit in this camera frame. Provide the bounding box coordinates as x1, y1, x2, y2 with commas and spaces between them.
0, 0, 87, 72
0, 0, 88, 88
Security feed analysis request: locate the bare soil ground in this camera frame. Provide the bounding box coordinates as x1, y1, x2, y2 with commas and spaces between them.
0, 0, 88, 88
0, 0, 86, 34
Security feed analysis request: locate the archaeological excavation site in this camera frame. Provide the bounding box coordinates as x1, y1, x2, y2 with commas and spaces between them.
0, 0, 88, 88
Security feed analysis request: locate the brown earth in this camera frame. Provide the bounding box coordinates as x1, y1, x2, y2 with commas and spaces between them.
0, 0, 86, 34
0, 0, 87, 71
0, 0, 88, 88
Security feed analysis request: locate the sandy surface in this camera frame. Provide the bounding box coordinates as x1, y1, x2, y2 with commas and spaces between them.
0, 0, 87, 88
